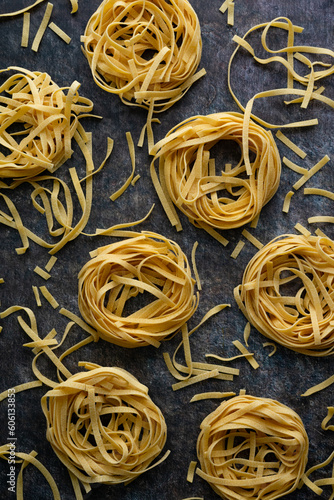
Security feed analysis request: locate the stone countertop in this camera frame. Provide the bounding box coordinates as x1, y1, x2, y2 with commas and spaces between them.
0, 0, 333, 499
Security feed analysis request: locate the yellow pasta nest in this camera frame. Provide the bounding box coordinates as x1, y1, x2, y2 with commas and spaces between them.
196, 394, 309, 500
78, 232, 199, 347
81, 0, 202, 112
41, 365, 168, 487
235, 234, 334, 356
0, 67, 93, 179
150, 112, 281, 230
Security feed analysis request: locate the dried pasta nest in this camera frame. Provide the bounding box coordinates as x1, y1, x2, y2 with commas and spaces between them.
41, 365, 168, 487
197, 394, 309, 500
235, 233, 334, 356
0, 67, 93, 179
150, 112, 281, 230
81, 0, 202, 112
78, 231, 199, 347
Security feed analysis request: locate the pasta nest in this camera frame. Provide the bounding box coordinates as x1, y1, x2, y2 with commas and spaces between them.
150, 112, 281, 230
0, 68, 93, 179
196, 394, 309, 500
41, 365, 168, 486
78, 232, 199, 347
235, 234, 334, 356
81, 0, 202, 112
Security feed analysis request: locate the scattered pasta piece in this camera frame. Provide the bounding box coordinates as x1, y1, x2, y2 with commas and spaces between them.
276, 130, 307, 159
190, 392, 236, 402
31, 2, 53, 52
78, 232, 199, 347
151, 112, 281, 231
131, 174, 141, 186
69, 0, 78, 13
110, 132, 136, 201
39, 286, 59, 309
235, 233, 334, 356
232, 340, 259, 369
41, 365, 169, 488
0, 0, 46, 17
241, 229, 264, 250
304, 187, 334, 201
0, 381, 42, 402
294, 222, 311, 237
309, 215, 334, 224
187, 461, 198, 483
243, 322, 251, 346
48, 22, 71, 44
301, 450, 334, 497
45, 256, 57, 273
315, 228, 328, 238
227, 1, 234, 27
230, 240, 245, 259
301, 373, 334, 397
263, 342, 277, 357
191, 241, 202, 291
34, 266, 51, 281
0, 278, 4, 284
322, 407, 334, 431
227, 17, 334, 146
282, 190, 294, 213
293, 155, 330, 191
196, 395, 309, 500
283, 157, 308, 175
32, 286, 42, 307
21, 12, 30, 47
172, 370, 220, 391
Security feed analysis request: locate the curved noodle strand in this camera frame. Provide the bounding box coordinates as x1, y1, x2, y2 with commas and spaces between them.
235, 234, 334, 356
197, 394, 309, 500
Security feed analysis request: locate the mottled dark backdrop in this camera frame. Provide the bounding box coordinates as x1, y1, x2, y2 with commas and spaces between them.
0, 0, 333, 499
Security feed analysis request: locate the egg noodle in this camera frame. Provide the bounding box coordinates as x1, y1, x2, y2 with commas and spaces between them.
150, 112, 281, 233
235, 234, 334, 356
81, 0, 204, 150
196, 394, 309, 500
78, 231, 199, 347
0, 67, 93, 179
41, 363, 169, 489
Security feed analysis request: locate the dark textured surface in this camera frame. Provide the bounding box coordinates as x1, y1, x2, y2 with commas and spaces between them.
0, 0, 334, 499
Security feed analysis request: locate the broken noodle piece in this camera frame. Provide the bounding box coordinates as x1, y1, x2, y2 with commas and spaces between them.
235, 233, 334, 356
196, 394, 309, 500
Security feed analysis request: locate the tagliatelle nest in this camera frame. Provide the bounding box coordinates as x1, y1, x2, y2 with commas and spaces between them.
78, 231, 199, 347
235, 234, 334, 356
150, 112, 281, 231
196, 394, 309, 500
41, 365, 168, 487
0, 67, 93, 179
81, 0, 203, 113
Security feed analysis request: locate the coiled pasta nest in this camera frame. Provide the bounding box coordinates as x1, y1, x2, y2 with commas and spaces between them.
78, 232, 199, 347
235, 233, 334, 356
81, 0, 203, 112
197, 394, 309, 500
41, 365, 168, 487
150, 112, 281, 231
0, 67, 93, 179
